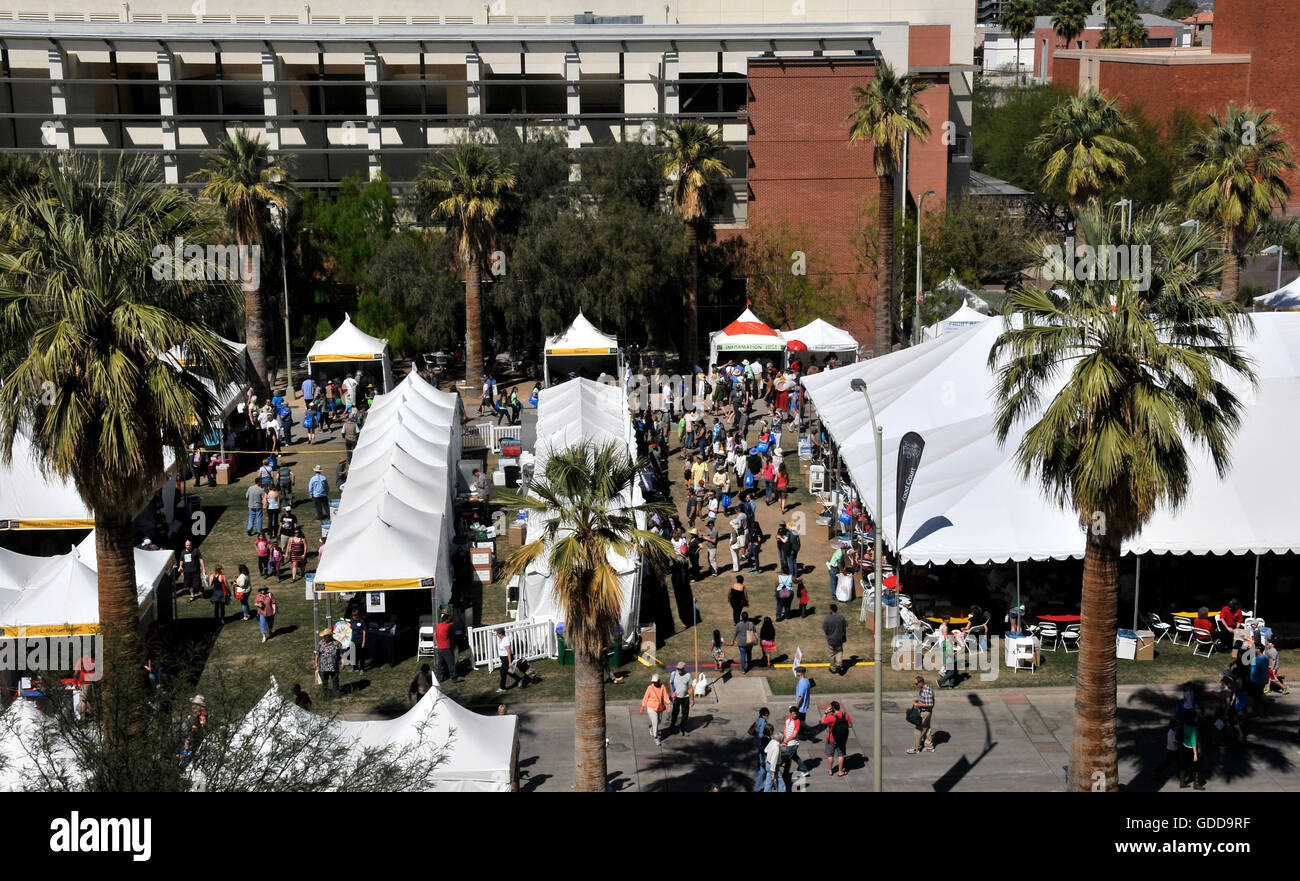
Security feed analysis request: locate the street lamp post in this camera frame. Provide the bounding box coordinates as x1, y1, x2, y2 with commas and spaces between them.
1113, 198, 1132, 236
913, 189, 936, 347
270, 203, 292, 400
849, 377, 884, 794
1261, 244, 1283, 292
1180, 218, 1200, 275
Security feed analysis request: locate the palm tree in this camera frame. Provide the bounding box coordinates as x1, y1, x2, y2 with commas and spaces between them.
503, 441, 672, 792
1176, 104, 1295, 303
1099, 0, 1149, 48
1053, 0, 1088, 49
661, 121, 731, 370
0, 154, 237, 745
415, 143, 517, 390
1002, 0, 1038, 83
847, 62, 931, 355
991, 205, 1254, 791
191, 130, 293, 389
1029, 88, 1144, 218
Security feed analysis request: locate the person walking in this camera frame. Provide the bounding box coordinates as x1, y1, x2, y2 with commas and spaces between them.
277, 461, 295, 508
907, 675, 936, 754
819, 700, 853, 777
728, 575, 749, 624
749, 707, 772, 768
347, 609, 368, 674
208, 564, 229, 622
1179, 708, 1205, 789
434, 611, 460, 683
776, 523, 800, 575
794, 666, 813, 724
779, 705, 810, 780
245, 480, 266, 535
758, 616, 777, 668
775, 566, 794, 621
254, 586, 277, 643
728, 513, 746, 574
315, 628, 341, 694
309, 465, 330, 520
495, 627, 522, 693
669, 661, 695, 736
705, 519, 720, 577
775, 462, 791, 514
823, 603, 848, 675
287, 528, 308, 582
641, 673, 672, 745
233, 563, 252, 621
254, 532, 271, 577
755, 731, 786, 792
733, 612, 756, 673
177, 539, 206, 603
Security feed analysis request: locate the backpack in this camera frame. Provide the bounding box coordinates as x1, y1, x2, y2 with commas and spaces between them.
831, 712, 849, 745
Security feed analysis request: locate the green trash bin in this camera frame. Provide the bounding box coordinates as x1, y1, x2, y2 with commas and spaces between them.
607, 626, 624, 667
556, 624, 574, 667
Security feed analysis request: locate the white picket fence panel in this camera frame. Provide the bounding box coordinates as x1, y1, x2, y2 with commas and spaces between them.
469, 617, 557, 670
467, 422, 521, 454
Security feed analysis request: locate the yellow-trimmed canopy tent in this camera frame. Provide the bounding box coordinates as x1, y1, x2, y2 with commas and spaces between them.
306, 314, 395, 394
542, 312, 623, 387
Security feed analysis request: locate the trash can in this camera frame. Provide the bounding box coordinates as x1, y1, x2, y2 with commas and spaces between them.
882, 594, 900, 630
607, 626, 624, 667
320, 520, 331, 540
555, 623, 574, 667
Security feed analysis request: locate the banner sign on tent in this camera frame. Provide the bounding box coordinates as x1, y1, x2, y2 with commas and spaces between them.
896, 431, 925, 542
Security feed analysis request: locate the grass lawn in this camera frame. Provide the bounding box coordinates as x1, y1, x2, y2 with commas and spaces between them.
178, 394, 1289, 718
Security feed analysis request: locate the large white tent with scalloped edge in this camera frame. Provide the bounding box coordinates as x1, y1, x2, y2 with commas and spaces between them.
801, 311, 1300, 565
306, 313, 395, 393
1254, 274, 1300, 311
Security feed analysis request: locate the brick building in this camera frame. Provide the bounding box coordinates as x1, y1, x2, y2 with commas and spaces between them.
1052, 0, 1300, 208
1031, 12, 1183, 80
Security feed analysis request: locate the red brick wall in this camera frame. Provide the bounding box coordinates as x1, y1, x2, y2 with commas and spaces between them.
1036, 25, 1180, 79
745, 54, 950, 345
1098, 61, 1248, 124
1054, 56, 1079, 89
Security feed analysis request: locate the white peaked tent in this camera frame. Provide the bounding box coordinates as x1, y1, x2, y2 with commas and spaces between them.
709, 308, 785, 373
802, 312, 1300, 564
923, 302, 991, 340
306, 313, 395, 392
1254, 275, 1300, 311
936, 271, 990, 312
230, 680, 517, 792
522, 378, 645, 638
0, 535, 172, 637
312, 372, 462, 604
543, 312, 624, 386
0, 429, 94, 530
783, 318, 860, 363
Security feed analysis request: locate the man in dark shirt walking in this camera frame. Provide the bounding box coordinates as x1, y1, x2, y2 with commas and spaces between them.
822, 603, 848, 674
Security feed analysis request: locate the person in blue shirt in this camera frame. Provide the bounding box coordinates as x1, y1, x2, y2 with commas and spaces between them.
794, 666, 812, 723
308, 465, 330, 520
301, 376, 315, 403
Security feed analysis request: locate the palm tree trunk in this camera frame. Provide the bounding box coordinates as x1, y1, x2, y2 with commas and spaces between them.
1221, 235, 1240, 303
1067, 527, 1121, 792
875, 174, 895, 358
243, 237, 267, 389
684, 222, 699, 370
465, 260, 484, 390
94, 511, 146, 745
573, 648, 608, 791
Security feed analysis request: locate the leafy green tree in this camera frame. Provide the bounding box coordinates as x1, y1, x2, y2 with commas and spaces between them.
738, 221, 847, 330
581, 139, 666, 212
1052, 0, 1088, 49
1001, 0, 1039, 83
0, 154, 236, 749
414, 144, 518, 389
847, 61, 931, 355
661, 121, 732, 369
991, 205, 1251, 791
1176, 103, 1296, 303
357, 230, 464, 356
1100, 0, 1149, 48
1162, 0, 1199, 21
503, 441, 672, 792
191, 129, 294, 384
1029, 88, 1144, 218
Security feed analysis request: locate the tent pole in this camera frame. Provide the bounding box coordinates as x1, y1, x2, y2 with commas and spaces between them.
1253, 554, 1260, 617
1132, 556, 1140, 632
1015, 562, 1020, 620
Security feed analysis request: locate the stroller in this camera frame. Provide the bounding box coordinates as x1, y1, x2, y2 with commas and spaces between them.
513, 658, 544, 688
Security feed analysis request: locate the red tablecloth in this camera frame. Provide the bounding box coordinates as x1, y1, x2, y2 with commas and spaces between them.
1036, 613, 1081, 623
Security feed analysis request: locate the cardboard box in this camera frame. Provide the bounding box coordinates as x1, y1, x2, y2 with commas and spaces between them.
471, 546, 494, 583
215, 464, 230, 485
1135, 629, 1155, 661
508, 523, 525, 546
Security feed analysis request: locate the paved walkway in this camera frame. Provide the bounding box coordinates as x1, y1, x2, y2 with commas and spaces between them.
511, 681, 1300, 792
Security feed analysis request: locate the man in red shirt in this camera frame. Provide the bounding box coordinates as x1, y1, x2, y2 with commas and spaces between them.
1217, 599, 1243, 650
434, 611, 460, 683
820, 700, 854, 778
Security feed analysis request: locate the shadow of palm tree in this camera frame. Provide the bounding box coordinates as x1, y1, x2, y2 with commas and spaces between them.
635, 711, 757, 791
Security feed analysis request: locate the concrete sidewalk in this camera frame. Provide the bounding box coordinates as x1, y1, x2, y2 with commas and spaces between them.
511, 680, 1300, 792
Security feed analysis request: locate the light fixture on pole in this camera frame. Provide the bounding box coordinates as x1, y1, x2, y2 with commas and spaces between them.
849, 376, 884, 794
269, 201, 292, 400
1113, 198, 1132, 236
913, 189, 936, 347
1179, 218, 1200, 274
1261, 244, 1283, 292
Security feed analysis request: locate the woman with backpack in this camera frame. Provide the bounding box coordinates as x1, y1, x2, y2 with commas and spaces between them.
775, 565, 795, 621
208, 565, 230, 623
819, 700, 854, 777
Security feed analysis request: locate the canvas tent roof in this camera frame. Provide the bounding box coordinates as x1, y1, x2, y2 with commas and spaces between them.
544, 312, 618, 355
783, 318, 859, 353
0, 699, 83, 792
923, 302, 991, 340
0, 429, 94, 529
306, 314, 395, 392
936, 272, 990, 312
1254, 275, 1300, 311
523, 378, 645, 634
801, 311, 1300, 565
312, 372, 461, 601
0, 535, 171, 637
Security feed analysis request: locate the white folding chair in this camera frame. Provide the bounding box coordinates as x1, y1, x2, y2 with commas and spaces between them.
1037, 623, 1060, 652
1149, 612, 1172, 645
1192, 627, 1216, 657
417, 626, 437, 659
1172, 620, 1196, 647
1061, 624, 1080, 654
1008, 638, 1037, 673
